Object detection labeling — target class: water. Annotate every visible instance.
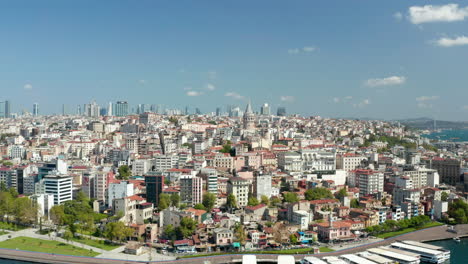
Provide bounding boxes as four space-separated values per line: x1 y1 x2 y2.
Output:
427 238 468 263
423 129 468 142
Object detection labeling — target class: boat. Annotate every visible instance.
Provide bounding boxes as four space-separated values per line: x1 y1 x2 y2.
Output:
453 237 460 243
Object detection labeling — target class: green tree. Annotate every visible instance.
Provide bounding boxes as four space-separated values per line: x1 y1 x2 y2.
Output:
220 144 232 154
117 165 131 180
63 230 73 242
270 196 282 207
226 194 237 211
283 192 299 203
304 187 334 201
176 217 198 239
247 196 260 206
202 193 216 211
170 193 180 207
194 204 206 210
334 188 348 200
158 194 170 210
50 205 66 226
164 224 176 240
260 195 269 206
441 192 448 202
289 234 298 245
103 222 133 242
350 199 360 208
234 223 246 244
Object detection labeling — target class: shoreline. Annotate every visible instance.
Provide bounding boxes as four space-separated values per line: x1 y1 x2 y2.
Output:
1 224 467 264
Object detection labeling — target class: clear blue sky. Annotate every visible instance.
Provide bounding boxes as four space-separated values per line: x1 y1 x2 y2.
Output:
1 0 468 120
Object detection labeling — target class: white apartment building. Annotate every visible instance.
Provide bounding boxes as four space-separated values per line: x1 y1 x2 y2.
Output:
277 152 302 172
107 181 134 207
336 154 366 171
301 149 336 172
402 167 440 188
348 169 384 196
153 155 179 172
180 175 203 206
254 174 272 199
132 159 151 176
43 174 73 205
227 177 250 207
30 193 54 220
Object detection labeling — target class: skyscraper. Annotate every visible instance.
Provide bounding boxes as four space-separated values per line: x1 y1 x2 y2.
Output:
84 101 100 117
0 101 4 118
277 107 286 116
216 107 221 116
62 104 67 115
114 101 128 117
261 103 270 115
4 100 10 118
33 103 39 117
107 102 113 116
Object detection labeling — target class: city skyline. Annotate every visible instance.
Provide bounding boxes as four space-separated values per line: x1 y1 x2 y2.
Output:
1 1 468 120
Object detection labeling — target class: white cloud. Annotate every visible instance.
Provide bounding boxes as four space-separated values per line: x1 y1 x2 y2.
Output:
206 83 216 91
416 95 439 108
280 95 295 102
24 83 33 90
365 76 406 87
183 86 193 91
435 36 468 47
394 12 403 21
408 4 468 24
302 46 316 52
353 99 371 108
138 79 146 85
288 46 317 54
462 105 468 110
333 96 353 104
416 95 439 102
344 96 353 100
225 92 245 100
186 91 202 97
333 97 340 103
288 48 300 54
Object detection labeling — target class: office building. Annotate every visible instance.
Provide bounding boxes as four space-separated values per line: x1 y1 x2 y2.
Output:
33 103 39 116
107 102 113 116
43 174 73 205
114 101 129 117
107 181 134 207
277 107 286 116
260 103 270 115
145 173 164 206
4 100 10 118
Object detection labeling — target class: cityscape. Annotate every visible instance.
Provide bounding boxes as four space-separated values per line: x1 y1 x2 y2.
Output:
1 1 468 264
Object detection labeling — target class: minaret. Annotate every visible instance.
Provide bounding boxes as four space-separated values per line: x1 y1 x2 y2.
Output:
243 100 255 130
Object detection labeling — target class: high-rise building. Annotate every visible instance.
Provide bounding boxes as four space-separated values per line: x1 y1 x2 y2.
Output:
216 107 221 116
145 173 164 206
254 174 272 199
77 105 82 115
114 101 129 117
0 101 4 118
180 175 203 206
277 107 286 116
62 104 67 115
227 177 250 207
4 100 11 118
195 108 202 115
107 102 113 116
261 103 270 116
431 158 461 186
84 101 100 117
33 103 39 117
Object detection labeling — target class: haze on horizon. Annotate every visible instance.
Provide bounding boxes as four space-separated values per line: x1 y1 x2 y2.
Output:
1 0 468 121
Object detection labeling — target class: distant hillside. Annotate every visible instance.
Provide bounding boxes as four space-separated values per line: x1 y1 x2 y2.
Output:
398 118 468 130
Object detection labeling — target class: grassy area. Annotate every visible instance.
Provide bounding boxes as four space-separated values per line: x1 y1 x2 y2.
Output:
69 236 120 251
377 221 444 239
179 246 334 258
0 231 8 235
0 221 27 231
0 236 99 257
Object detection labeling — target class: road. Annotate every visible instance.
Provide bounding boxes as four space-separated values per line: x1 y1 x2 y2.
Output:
0 224 467 263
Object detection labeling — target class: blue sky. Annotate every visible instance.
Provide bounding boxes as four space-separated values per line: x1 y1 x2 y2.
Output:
1 0 468 120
